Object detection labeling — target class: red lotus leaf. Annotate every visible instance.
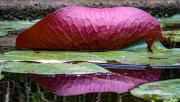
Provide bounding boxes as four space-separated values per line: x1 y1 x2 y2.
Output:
16 6 166 51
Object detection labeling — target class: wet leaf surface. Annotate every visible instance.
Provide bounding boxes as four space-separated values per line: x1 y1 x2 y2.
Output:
130 79 180 101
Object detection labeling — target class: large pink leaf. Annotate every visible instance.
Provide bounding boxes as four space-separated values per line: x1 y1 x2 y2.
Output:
16 6 164 50
30 69 160 96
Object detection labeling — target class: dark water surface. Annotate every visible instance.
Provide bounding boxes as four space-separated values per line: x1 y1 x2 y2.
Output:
0 74 143 102
1 69 180 102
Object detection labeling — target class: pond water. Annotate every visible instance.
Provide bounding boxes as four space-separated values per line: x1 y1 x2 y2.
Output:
0 14 180 102
0 74 135 102
1 69 180 102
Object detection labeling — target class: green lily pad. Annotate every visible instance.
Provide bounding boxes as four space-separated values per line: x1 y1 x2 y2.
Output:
158 14 180 28
130 79 180 101
0 20 38 36
0 49 152 65
123 40 180 65
163 30 180 42
2 51 107 63
0 62 109 75
0 40 180 66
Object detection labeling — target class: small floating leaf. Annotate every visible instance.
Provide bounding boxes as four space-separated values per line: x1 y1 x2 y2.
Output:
130 79 180 101
1 62 109 75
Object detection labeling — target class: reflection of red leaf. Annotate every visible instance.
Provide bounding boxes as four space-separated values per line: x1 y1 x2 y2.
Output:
30 69 160 96
109 69 160 82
